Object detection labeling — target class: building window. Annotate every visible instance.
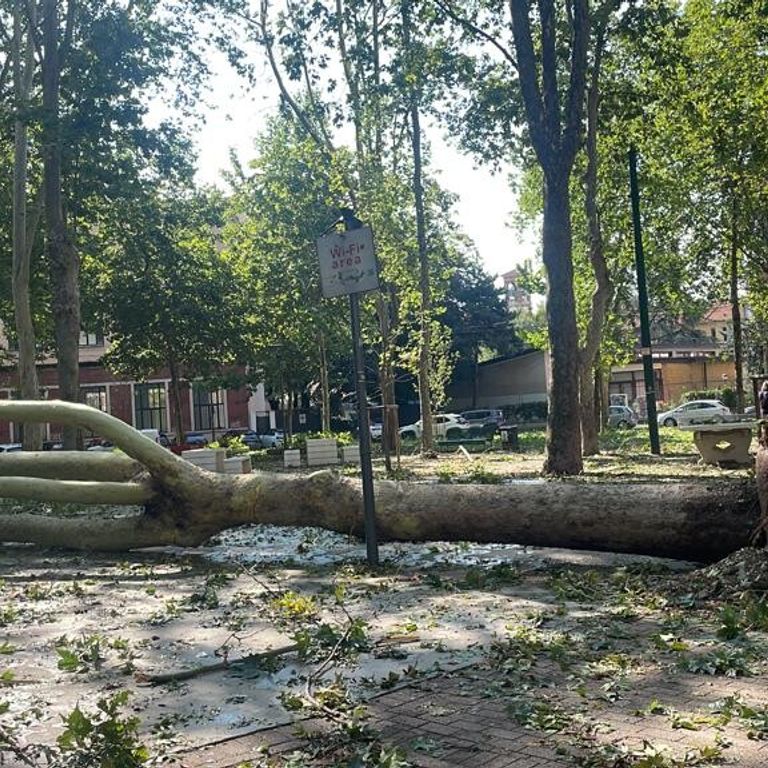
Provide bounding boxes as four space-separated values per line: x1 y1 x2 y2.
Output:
79 331 104 347
134 384 167 431
82 386 107 412
192 385 225 431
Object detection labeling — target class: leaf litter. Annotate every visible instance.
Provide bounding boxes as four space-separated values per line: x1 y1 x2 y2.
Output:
2 525 768 765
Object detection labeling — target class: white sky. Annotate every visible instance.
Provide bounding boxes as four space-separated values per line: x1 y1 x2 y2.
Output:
189 51 539 279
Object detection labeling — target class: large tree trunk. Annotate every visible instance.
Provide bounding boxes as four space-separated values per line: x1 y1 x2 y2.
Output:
12 0 43 451
0 401 758 562
42 0 81 450
509 0 588 475
401 0 434 455
542 172 583 474
579 24 612 457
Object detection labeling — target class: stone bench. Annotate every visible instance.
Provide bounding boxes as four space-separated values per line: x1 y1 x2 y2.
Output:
680 421 757 466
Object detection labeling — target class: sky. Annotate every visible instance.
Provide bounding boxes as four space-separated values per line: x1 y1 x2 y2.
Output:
188 50 539 280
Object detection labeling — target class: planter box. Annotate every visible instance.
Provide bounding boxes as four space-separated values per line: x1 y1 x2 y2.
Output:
284 449 301 469
223 456 252 474
181 448 225 473
341 445 360 464
306 438 339 466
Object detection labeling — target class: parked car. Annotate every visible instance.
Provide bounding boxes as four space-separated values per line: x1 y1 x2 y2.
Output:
257 429 284 448
220 428 262 449
460 409 505 430
656 399 731 428
183 431 209 447
0 443 22 453
607 405 638 429
745 405 757 417
139 429 173 447
86 441 115 452
399 413 471 441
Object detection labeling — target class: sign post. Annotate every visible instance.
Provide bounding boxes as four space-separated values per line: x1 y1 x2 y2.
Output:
317 214 380 567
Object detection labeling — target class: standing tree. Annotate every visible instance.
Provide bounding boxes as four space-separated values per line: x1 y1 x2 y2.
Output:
41 0 81 449
11 0 43 450
91 191 250 444
436 0 589 473
443 255 518 408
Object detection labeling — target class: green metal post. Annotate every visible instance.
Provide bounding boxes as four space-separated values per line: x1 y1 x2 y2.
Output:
629 147 661 455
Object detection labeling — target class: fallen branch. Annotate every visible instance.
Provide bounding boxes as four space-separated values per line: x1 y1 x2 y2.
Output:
0 477 153 505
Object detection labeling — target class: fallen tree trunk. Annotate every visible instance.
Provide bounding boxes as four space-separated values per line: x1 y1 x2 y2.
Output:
0 401 758 561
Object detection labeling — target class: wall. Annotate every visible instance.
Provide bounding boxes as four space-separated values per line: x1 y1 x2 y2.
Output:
0 361 268 442
448 350 548 411
657 358 738 407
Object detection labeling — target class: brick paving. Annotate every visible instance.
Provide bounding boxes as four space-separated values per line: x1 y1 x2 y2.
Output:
173 660 768 767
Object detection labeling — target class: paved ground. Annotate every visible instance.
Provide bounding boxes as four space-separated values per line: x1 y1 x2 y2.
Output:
173 659 768 767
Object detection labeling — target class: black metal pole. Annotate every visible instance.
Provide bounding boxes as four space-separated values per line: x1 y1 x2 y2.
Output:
342 212 379 567
349 294 379 566
629 147 661 455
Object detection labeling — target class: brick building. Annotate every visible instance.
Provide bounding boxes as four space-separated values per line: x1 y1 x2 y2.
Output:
0 335 274 444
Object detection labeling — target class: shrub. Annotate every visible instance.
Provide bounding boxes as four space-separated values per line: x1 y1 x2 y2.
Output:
502 401 548 423
289 431 355 449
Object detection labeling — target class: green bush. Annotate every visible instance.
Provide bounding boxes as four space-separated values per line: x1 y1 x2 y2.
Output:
503 401 548 423
289 431 355 449
208 436 250 457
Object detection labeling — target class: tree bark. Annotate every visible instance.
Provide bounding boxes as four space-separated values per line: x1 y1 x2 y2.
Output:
542 172 583 474
578 26 612 457
509 0 588 475
0 401 757 562
730 196 745 412
42 0 81 450
12 0 43 451
376 295 398 473
167 351 185 444
319 332 331 433
401 0 434 454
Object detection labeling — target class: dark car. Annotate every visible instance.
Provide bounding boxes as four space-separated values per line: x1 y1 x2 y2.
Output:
221 428 262 449
184 432 209 447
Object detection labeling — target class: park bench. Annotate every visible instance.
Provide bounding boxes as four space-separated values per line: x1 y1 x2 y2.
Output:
680 420 757 466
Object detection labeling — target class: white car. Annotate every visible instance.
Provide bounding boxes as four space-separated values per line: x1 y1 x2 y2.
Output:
370 423 383 440
399 413 471 441
656 400 731 428
257 429 284 448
